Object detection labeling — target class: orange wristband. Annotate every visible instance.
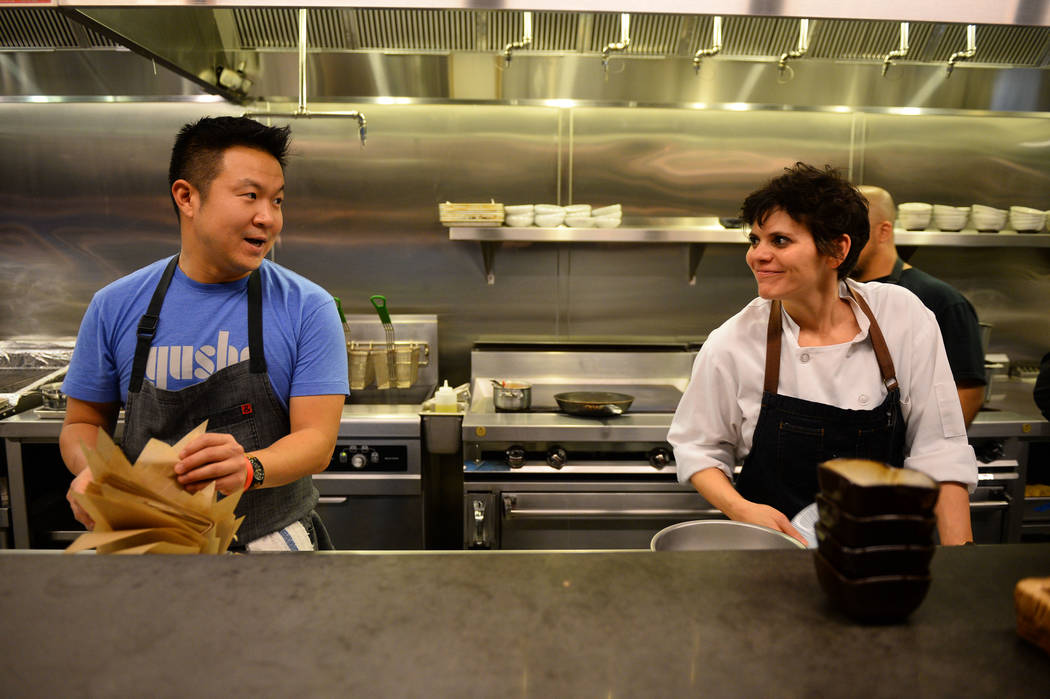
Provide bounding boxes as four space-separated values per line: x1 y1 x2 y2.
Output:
243 455 253 492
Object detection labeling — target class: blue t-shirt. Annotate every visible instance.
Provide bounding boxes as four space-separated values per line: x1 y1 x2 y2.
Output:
63 257 349 408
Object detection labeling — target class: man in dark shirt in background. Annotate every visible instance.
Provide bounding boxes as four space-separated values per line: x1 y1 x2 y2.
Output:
851 185 987 426
1036 351 1050 421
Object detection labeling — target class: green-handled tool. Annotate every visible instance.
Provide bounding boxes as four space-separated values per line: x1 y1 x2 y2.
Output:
369 294 397 388
333 296 351 341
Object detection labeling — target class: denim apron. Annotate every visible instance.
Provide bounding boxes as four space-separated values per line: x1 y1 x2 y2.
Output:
735 284 906 519
122 255 326 547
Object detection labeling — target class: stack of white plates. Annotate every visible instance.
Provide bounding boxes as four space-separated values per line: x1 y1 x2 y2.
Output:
972 204 1008 232
898 202 932 231
1009 205 1045 233
932 205 970 232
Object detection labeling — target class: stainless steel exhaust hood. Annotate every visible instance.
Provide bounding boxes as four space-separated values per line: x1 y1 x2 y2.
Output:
4 4 1050 110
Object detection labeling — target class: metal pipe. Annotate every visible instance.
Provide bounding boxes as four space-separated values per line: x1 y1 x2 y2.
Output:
946 24 977 77
502 11 532 66
601 13 631 74
242 110 368 147
247 10 367 148
297 8 308 115
693 16 723 74
777 18 810 74
881 22 910 76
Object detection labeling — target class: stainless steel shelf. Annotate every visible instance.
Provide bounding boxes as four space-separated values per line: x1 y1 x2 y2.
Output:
449 226 746 244
450 226 1050 246
894 230 1050 246
449 225 1050 284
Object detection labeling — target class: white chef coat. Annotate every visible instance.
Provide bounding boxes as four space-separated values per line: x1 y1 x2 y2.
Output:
669 279 977 490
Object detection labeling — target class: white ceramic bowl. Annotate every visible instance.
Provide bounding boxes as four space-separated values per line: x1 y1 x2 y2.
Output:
565 215 595 228
932 205 969 231
899 210 932 231
1009 209 1045 232
534 212 565 228
504 214 534 227
534 204 565 216
564 204 592 216
592 204 622 217
504 204 534 216
591 215 622 228
972 204 1007 232
899 202 933 213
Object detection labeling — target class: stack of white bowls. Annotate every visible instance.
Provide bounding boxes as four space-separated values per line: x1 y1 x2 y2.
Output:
533 204 566 228
504 204 535 227
564 204 594 228
591 204 622 228
507 203 623 228
971 204 1008 233
898 202 933 231
932 205 970 232
1009 205 1045 233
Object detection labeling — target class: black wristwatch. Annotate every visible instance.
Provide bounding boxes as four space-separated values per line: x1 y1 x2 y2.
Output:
247 455 265 490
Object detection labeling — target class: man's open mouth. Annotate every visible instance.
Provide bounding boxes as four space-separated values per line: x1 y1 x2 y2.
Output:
244 236 267 248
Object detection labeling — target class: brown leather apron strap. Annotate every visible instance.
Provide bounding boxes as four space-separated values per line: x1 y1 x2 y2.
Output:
764 300 783 394
845 284 899 391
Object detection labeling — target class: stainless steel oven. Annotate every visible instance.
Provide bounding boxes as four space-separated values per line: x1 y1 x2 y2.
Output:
315 414 424 550
461 341 716 550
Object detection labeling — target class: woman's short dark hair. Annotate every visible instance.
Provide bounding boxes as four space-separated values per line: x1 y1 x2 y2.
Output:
741 162 869 280
168 116 291 217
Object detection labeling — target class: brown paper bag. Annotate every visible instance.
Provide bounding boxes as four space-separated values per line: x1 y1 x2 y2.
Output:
66 422 244 555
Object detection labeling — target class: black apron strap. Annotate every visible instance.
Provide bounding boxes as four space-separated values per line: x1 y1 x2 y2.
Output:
129 257 266 393
129 255 180 394
845 283 900 391
764 300 783 394
247 268 266 374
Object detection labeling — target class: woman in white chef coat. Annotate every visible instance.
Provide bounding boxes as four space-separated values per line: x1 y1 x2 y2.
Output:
668 163 976 545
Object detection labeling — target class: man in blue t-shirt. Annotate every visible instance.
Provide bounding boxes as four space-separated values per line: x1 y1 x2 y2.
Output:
60 116 349 550
851 186 986 427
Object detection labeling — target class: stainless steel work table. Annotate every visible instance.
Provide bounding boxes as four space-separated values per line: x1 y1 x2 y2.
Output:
1 544 1048 696
0 405 421 548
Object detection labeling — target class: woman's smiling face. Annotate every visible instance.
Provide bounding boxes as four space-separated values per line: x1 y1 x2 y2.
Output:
745 208 843 301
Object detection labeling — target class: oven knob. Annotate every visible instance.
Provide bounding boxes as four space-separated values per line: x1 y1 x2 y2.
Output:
506 445 526 468
350 453 368 469
649 448 672 469
546 447 567 469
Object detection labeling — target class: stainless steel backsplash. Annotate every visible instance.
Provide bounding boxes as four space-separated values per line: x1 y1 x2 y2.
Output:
2 99 1048 383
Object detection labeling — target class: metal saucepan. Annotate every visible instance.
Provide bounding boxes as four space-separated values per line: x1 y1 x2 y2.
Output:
554 391 634 417
492 380 532 412
650 520 806 551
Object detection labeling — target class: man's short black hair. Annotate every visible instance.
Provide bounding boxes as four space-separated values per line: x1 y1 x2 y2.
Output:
168 116 291 217
741 162 869 280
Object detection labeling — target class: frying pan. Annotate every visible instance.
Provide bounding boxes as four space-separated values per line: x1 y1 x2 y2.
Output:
554 391 634 417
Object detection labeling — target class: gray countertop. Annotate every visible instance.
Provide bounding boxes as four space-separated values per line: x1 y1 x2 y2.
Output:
1 545 1048 696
